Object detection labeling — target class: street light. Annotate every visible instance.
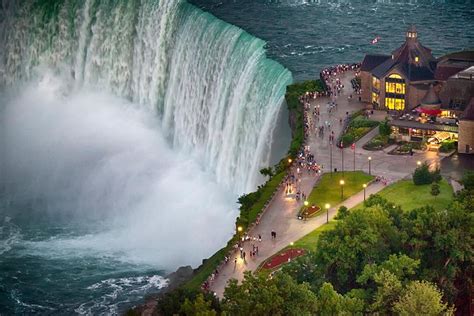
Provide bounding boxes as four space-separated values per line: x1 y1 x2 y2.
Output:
304 200 309 207
368 156 372 175
363 183 367 201
340 179 345 200
288 158 292 164
325 203 330 223
417 160 421 166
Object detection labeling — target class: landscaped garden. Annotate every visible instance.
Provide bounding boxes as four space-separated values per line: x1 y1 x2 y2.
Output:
298 171 374 217
340 113 379 147
439 139 457 153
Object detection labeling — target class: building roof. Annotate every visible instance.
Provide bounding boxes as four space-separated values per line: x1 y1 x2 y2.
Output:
462 98 474 120
372 26 436 81
434 65 465 81
438 50 474 63
361 54 391 72
450 66 474 80
390 119 459 132
421 84 441 106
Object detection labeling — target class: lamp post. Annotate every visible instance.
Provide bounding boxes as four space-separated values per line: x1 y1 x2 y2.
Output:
341 146 345 178
417 160 421 166
330 142 333 177
363 183 367 201
340 179 345 200
368 156 372 175
303 200 309 221
325 203 330 223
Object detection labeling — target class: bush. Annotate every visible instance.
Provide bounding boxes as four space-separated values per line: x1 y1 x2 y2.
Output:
413 163 436 185
462 171 474 190
379 118 391 136
335 206 349 219
439 141 456 153
341 134 355 146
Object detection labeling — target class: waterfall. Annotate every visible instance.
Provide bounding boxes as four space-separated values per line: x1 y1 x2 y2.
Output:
0 0 292 194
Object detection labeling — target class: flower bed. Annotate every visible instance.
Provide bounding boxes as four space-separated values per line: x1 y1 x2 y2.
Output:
261 248 306 270
340 115 379 147
363 135 394 151
298 204 321 219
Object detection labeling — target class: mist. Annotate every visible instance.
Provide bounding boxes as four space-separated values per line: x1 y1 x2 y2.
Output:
0 73 237 269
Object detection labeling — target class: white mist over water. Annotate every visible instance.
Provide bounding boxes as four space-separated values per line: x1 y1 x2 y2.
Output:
0 74 236 269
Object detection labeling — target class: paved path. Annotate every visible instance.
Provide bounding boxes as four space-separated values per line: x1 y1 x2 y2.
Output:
209 70 443 297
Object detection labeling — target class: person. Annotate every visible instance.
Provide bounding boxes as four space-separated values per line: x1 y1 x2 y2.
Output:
234 257 237 268
258 234 262 242
243 251 246 263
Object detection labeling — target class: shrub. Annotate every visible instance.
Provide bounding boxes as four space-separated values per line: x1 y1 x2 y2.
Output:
462 171 474 190
335 206 349 219
431 183 440 197
439 141 456 153
341 134 355 146
413 163 434 185
379 118 391 136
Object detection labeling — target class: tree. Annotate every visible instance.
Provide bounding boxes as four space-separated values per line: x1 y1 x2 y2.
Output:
431 182 440 198
379 118 391 136
317 282 342 315
393 280 454 315
335 205 349 219
461 171 474 190
222 271 318 316
180 294 217 316
259 167 274 178
413 162 433 185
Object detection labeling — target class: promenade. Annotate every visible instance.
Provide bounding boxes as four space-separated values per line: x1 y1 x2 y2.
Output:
209 70 442 297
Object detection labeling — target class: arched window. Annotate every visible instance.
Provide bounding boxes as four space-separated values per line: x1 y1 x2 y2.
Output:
388 73 403 79
385 73 406 111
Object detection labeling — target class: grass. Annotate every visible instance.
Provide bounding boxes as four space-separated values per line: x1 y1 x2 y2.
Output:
292 171 373 252
301 171 374 216
292 221 338 252
365 179 453 211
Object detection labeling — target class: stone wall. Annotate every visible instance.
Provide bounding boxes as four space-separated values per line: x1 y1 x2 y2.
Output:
458 120 474 154
360 71 371 103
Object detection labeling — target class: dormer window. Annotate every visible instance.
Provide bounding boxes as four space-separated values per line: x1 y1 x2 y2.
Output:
415 56 419 63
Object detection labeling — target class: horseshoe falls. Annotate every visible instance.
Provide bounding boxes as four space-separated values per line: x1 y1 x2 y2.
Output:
0 0 292 314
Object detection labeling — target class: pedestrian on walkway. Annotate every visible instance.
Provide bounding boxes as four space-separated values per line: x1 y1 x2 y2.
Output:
258 234 262 242
234 257 237 270
243 251 246 263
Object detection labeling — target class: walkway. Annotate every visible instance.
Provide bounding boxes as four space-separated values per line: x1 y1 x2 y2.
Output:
209 70 443 297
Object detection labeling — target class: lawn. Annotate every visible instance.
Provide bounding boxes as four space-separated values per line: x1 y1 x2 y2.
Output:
301 171 374 216
367 179 453 211
292 221 338 252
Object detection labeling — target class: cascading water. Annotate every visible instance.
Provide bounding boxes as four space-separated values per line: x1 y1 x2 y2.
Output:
0 0 292 313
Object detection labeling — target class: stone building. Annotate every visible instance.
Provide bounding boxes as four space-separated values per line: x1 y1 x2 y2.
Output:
459 98 474 154
361 26 474 113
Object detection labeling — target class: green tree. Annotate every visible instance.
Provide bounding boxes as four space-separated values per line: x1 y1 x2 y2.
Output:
180 293 217 316
413 162 433 185
393 280 454 315
335 205 349 219
317 282 342 315
431 182 440 198
312 206 401 292
259 167 274 179
461 171 474 190
379 118 391 136
222 271 318 316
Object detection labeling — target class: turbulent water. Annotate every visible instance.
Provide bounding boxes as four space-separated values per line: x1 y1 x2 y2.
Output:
0 0 291 314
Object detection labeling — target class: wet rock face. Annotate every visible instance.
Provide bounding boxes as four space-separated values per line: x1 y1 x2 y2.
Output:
166 265 194 289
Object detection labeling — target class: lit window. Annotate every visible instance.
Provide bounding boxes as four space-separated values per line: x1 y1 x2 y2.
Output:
385 97 405 111
415 56 419 62
372 76 380 90
372 92 379 105
388 73 403 79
